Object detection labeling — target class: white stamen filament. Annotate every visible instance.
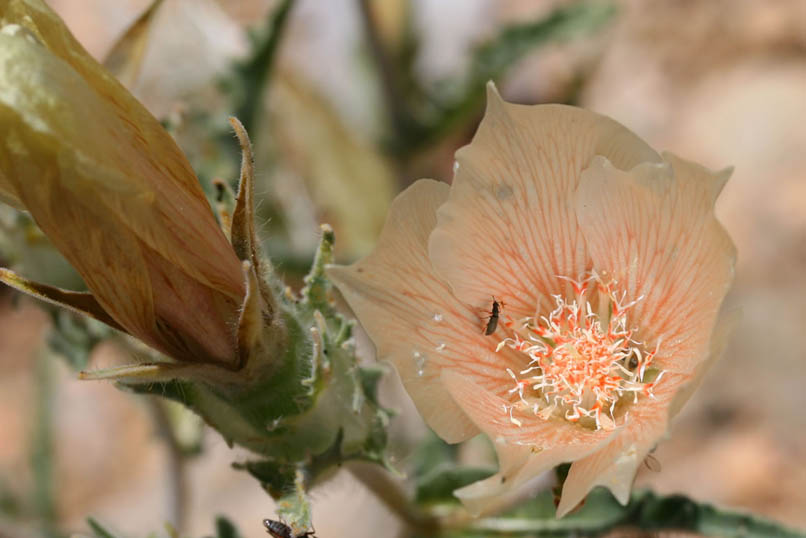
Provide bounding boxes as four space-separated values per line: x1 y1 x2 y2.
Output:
499 276 665 431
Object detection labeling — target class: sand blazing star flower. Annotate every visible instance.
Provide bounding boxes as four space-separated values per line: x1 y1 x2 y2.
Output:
328 83 736 515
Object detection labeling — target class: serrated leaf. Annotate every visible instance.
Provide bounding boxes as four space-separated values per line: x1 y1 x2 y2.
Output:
103 0 163 88
410 430 459 479
87 518 119 538
234 460 297 499
357 364 387 407
264 72 396 259
104 0 247 118
402 1 617 154
214 517 244 538
415 464 495 506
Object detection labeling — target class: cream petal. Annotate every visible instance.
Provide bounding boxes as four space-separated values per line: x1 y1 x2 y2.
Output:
441 370 613 448
557 373 688 517
328 180 527 443
454 442 531 512
455 444 555 516
575 155 736 374
668 307 738 418
428 83 661 320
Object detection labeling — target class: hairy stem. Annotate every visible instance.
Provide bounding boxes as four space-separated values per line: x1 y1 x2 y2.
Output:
346 462 437 533
148 399 189 534
31 351 57 538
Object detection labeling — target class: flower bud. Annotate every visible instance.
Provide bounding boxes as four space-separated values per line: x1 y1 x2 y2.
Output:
0 0 245 367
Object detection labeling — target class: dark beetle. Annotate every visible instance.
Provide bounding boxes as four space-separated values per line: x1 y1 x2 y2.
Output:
484 297 502 335
263 519 317 538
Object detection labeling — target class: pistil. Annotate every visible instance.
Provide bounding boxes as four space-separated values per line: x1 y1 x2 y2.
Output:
499 275 665 431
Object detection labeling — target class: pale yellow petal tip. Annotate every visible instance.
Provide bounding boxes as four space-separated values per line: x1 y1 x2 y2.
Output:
483 79 509 117
79 363 165 381
323 264 356 295
556 483 594 518
453 472 515 517
609 482 632 506
485 80 502 102
661 151 734 201
555 484 630 519
453 486 494 516
78 362 192 383
0 267 17 284
555 498 576 519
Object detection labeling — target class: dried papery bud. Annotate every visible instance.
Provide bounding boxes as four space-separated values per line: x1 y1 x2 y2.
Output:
0 0 246 368
328 83 736 516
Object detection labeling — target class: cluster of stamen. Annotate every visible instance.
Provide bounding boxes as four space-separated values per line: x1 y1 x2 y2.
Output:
498 274 664 431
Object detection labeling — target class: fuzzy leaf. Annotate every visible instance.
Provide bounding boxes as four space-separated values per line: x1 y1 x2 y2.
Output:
415 464 495 505
214 517 244 538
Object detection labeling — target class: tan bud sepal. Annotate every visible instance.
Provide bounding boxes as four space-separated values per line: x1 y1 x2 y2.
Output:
0 267 124 331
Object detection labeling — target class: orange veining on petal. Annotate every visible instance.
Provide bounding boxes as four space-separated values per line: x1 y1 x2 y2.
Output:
497 273 665 432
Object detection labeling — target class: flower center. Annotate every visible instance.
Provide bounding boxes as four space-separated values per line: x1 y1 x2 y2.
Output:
498 274 665 431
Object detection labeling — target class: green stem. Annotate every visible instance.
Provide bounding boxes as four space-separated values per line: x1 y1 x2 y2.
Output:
147 399 189 534
458 490 806 538
346 462 438 533
31 351 58 538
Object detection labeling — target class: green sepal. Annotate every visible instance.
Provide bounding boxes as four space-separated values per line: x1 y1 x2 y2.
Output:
126 227 390 478
234 459 298 500
299 223 336 316
125 310 318 456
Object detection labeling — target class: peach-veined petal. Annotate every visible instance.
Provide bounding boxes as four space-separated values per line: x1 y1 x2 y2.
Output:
441 370 614 448
557 373 688 516
328 180 529 443
668 306 738 419
575 155 736 374
455 443 587 516
428 82 662 320
0 0 244 300
443 371 616 514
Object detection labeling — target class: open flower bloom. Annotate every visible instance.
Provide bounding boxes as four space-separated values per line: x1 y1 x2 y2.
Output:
0 0 245 367
329 83 736 515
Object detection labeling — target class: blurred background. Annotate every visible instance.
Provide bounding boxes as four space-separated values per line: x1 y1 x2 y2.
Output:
1 0 805 537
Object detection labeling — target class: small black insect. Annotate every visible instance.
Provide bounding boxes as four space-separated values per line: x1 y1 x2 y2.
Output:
263 519 317 538
484 296 502 336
